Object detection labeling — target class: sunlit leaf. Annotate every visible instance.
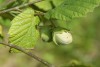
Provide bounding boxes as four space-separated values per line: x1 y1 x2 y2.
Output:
8 8 40 49
35 0 52 11
52 0 64 7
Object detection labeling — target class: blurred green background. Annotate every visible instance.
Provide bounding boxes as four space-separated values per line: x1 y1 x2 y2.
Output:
0 0 100 67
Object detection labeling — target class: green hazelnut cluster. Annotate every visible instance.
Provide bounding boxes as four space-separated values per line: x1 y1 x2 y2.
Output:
40 25 72 45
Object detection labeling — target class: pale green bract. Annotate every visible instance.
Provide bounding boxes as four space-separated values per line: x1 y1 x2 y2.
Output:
52 0 64 7
8 8 40 49
35 0 52 11
45 0 100 21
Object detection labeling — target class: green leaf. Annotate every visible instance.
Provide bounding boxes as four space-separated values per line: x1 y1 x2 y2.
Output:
35 0 52 11
45 0 100 21
52 0 64 7
8 8 40 49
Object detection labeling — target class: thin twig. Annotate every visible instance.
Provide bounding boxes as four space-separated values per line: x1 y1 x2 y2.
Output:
0 42 55 67
0 0 42 14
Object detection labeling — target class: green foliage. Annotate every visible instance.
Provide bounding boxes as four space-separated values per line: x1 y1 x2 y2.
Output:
8 8 40 49
0 0 100 66
35 0 52 11
45 0 100 21
7 0 100 51
51 0 64 7
52 20 70 29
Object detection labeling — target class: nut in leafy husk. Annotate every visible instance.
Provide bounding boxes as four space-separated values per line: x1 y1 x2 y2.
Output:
53 28 72 45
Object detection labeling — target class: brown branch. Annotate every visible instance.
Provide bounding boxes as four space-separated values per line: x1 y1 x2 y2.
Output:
0 0 42 14
0 42 55 67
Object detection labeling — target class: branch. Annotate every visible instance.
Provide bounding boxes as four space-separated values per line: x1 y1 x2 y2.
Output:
0 0 42 14
0 42 55 67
